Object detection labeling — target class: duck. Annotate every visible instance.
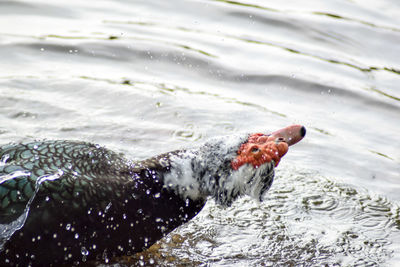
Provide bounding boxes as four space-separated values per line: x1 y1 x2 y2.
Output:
0 124 305 266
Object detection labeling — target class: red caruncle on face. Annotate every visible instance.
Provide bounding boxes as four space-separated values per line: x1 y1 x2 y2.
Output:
231 133 289 170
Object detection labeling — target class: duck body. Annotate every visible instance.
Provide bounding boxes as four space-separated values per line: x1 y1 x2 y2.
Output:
0 141 205 266
0 125 305 266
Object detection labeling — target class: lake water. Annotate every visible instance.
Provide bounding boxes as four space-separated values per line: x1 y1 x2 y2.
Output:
0 0 399 266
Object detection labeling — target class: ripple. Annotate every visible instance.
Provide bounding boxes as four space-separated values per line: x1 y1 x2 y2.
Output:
9 111 38 119
123 168 400 267
171 124 203 142
301 193 340 212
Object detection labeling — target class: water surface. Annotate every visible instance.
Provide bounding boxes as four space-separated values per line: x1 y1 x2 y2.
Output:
0 0 399 266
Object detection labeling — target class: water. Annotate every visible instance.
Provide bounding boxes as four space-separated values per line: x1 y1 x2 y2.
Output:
0 0 399 266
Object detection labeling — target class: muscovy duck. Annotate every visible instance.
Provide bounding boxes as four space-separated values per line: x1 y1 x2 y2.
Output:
0 125 305 266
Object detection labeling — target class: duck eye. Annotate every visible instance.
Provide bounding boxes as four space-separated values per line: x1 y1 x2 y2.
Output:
277 137 285 142
251 147 260 153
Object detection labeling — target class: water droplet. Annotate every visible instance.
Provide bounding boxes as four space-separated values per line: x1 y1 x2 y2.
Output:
65 224 71 231
154 192 161 198
104 202 112 213
81 247 89 256
146 189 151 195
75 233 79 239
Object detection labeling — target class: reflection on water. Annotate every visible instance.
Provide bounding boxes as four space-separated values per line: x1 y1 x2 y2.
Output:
0 0 399 265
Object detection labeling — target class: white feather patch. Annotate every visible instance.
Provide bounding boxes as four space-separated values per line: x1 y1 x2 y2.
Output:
163 134 275 205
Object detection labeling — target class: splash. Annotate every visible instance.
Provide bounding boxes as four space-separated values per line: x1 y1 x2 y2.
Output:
155 168 400 266
0 170 64 250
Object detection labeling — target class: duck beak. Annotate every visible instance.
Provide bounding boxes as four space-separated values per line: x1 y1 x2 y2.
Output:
268 125 306 146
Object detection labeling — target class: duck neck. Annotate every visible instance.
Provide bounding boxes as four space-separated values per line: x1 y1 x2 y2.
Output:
156 134 250 206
